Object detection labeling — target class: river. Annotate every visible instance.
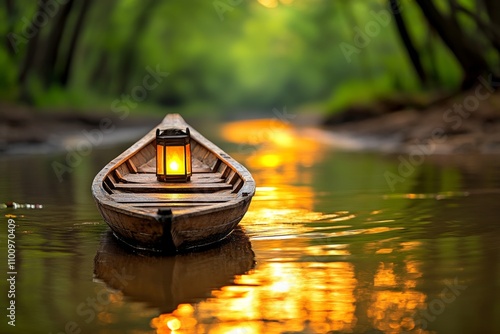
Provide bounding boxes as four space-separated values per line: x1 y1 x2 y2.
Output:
1 118 499 334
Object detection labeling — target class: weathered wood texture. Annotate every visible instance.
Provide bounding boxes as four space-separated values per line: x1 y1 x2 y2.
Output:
92 114 255 253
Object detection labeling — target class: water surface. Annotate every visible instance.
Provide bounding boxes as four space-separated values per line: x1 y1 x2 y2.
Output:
1 120 499 334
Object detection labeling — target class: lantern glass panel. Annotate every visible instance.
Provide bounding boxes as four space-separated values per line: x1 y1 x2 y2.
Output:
166 146 185 175
186 143 191 175
156 144 164 175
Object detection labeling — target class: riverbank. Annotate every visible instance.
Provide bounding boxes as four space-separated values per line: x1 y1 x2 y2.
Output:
0 103 162 155
3 88 500 156
318 88 500 154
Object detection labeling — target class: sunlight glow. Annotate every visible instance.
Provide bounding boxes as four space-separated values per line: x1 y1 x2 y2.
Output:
174 304 194 317
368 261 429 333
257 0 294 8
270 280 291 293
258 153 281 168
255 186 277 192
167 317 181 331
258 0 278 8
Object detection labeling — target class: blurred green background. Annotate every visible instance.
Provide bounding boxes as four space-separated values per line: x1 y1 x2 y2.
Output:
1 0 499 117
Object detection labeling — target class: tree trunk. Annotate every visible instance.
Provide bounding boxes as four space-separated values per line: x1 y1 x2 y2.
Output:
424 32 442 87
338 0 374 80
85 0 118 92
483 0 500 28
415 0 493 88
116 0 158 93
58 0 94 86
481 0 500 63
40 0 75 88
5 0 17 55
89 51 112 91
389 0 428 86
18 0 50 102
448 0 500 56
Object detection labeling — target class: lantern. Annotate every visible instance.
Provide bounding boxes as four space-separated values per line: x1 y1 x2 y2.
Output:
156 128 192 182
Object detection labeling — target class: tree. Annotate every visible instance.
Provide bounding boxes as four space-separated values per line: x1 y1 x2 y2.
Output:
18 0 50 101
39 0 76 88
482 0 500 33
415 0 497 88
4 0 16 55
116 0 159 94
388 0 428 86
58 0 94 86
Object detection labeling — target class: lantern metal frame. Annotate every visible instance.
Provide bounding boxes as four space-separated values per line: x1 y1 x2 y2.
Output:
156 127 192 182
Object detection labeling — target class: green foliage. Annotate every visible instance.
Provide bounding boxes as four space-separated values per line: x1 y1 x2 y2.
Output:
325 76 394 113
0 48 18 101
0 0 488 116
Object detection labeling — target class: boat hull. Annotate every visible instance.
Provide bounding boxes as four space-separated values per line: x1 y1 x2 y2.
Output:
95 194 252 252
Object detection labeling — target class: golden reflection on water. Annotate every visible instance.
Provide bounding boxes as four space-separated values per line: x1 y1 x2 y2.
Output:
152 261 357 333
220 119 323 171
150 119 433 333
151 259 430 333
368 261 428 333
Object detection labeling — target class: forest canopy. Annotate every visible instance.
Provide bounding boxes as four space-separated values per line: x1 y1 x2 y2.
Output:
1 0 499 116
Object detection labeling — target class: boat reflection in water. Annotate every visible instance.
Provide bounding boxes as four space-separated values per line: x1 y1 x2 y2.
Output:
93 227 255 327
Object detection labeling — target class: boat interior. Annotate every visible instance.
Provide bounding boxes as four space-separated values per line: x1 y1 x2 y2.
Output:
100 136 246 216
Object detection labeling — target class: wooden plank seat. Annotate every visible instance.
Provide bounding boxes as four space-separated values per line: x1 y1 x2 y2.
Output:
132 203 213 207
110 192 237 204
113 182 233 193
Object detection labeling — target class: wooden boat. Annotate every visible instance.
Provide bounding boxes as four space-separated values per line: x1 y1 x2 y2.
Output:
92 114 255 253
93 228 255 313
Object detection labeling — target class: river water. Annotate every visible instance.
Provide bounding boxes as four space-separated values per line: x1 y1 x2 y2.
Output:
1 119 499 334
